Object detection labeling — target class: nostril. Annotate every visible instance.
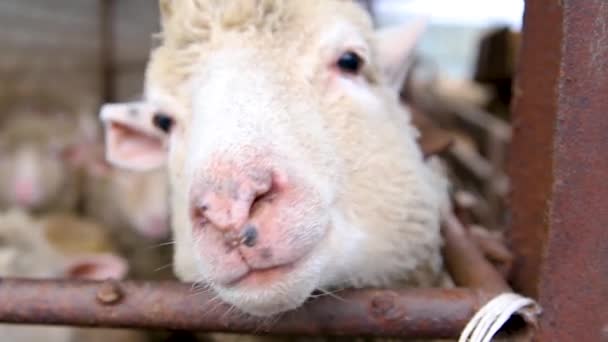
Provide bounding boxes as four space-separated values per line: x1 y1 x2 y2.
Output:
191 203 210 227
240 224 258 247
248 168 287 215
250 180 280 216
190 167 287 232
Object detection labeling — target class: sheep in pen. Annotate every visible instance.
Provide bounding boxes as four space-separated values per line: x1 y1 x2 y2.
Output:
0 1 540 341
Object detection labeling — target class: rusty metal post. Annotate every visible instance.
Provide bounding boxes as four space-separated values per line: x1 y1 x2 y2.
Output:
509 0 608 341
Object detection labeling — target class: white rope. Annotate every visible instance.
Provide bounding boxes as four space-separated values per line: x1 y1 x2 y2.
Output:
458 292 540 342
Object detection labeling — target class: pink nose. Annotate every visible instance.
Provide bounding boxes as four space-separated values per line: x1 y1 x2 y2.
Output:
13 181 36 206
190 166 285 247
141 215 170 240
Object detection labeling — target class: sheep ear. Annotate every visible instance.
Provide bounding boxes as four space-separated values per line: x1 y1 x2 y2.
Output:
375 17 428 92
63 254 129 281
99 101 167 172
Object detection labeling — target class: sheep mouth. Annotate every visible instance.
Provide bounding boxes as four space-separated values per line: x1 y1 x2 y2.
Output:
222 242 319 290
224 262 297 288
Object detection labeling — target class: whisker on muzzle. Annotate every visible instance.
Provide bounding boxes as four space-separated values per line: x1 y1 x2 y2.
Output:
144 240 176 250
153 262 174 273
310 287 348 302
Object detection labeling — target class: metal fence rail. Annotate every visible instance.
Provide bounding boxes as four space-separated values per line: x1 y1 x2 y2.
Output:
0 279 486 339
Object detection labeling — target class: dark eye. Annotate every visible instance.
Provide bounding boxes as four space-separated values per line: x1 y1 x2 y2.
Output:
336 51 364 74
152 113 174 133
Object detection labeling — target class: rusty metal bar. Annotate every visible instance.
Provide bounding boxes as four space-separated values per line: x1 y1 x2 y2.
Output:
441 210 510 296
510 0 608 341
0 279 485 339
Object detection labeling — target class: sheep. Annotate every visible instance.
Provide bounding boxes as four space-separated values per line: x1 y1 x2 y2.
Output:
80 101 174 280
0 94 96 214
81 157 174 280
100 0 451 320
0 208 146 342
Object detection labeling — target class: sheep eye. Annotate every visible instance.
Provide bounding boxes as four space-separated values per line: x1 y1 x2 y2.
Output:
152 113 174 133
336 51 364 74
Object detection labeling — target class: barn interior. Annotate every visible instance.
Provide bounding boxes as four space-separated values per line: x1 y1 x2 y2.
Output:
0 1 541 341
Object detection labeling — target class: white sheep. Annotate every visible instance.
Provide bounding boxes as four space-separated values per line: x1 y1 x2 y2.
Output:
101 0 451 319
0 208 146 342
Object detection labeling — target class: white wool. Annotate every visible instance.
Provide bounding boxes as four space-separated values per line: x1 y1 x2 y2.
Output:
105 0 452 318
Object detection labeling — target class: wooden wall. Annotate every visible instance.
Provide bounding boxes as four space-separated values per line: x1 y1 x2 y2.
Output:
112 0 160 101
0 0 160 111
1 1 379 105
0 0 102 108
